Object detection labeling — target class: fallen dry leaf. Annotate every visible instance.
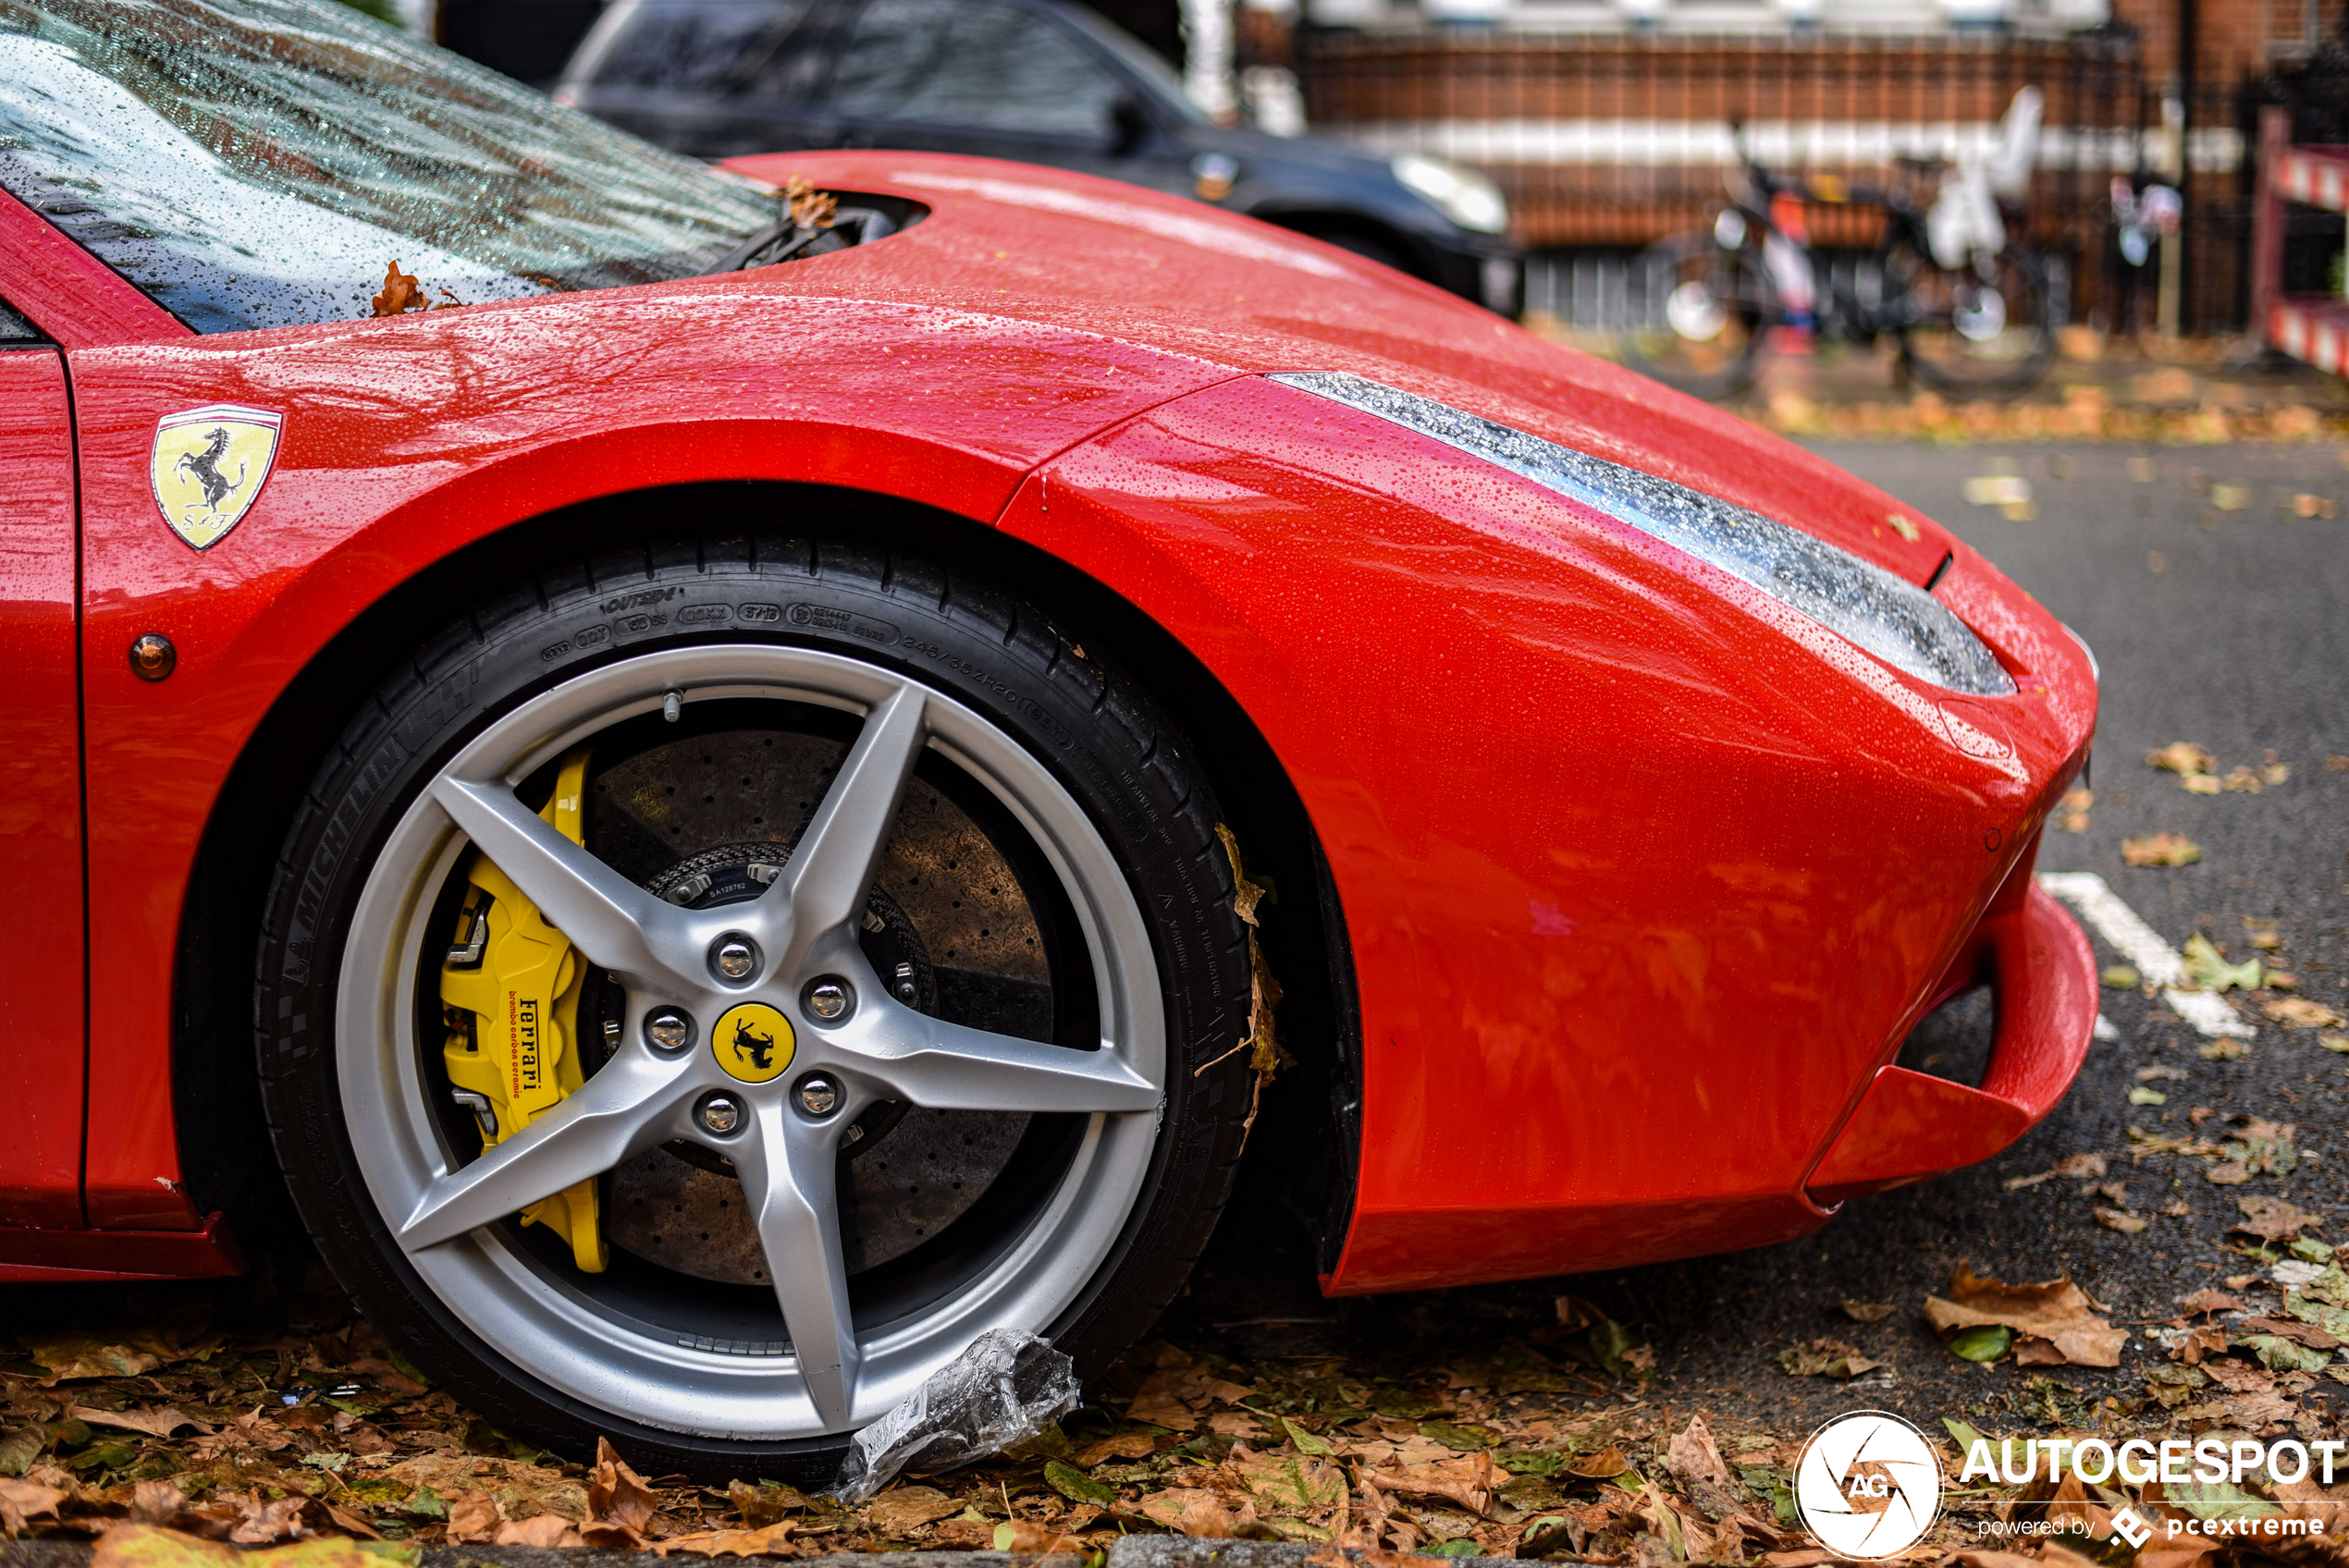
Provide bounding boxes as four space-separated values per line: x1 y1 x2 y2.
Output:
653 1523 797 1558
1664 1415 1734 1492
1839 1300 1895 1322
2266 997 2346 1028
1562 1444 1631 1478
1924 1263 2127 1366
0 1475 65 1534
2123 832 2203 867
370 261 425 318
443 1488 500 1545
2237 1315 2343 1349
1776 1338 1881 1378
1069 1431 1159 1468
1139 1486 1261 1537
2234 1194 2326 1242
2181 1288 2243 1314
496 1515 583 1549
87 1525 387 1568
69 1404 203 1439
780 174 836 231
227 1493 310 1547
25 1340 165 1386
582 1437 658 1547
866 1487 962 1535
2146 741 2217 776
2095 1207 2148 1232
1373 1450 1503 1515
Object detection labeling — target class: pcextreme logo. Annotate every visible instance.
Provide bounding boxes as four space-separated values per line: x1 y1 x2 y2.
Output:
1793 1412 1943 1560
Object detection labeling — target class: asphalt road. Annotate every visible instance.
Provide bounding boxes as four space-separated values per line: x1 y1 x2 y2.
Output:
1164 440 2349 1437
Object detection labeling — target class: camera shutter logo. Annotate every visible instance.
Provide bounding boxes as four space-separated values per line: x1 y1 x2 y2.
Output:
1792 1412 1943 1560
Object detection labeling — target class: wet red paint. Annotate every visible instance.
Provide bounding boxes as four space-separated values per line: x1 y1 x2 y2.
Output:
0 152 2095 1280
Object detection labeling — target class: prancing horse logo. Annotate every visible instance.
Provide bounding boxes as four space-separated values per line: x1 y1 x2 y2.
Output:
732 1017 776 1071
710 1001 794 1083
175 426 247 512
150 404 283 550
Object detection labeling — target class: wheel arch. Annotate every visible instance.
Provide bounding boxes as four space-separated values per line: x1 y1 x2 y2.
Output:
174 478 1362 1276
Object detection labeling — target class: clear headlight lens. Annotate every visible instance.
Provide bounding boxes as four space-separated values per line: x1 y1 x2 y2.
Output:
1270 372 2016 698
1390 153 1510 235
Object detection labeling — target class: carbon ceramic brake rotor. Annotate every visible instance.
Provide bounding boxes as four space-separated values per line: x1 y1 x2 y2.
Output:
586 729 1047 1284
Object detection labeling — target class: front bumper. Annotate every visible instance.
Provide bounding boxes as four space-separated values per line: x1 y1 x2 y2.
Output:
1806 878 2099 1207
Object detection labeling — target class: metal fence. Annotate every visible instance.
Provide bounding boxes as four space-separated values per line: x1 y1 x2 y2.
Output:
1295 28 2270 334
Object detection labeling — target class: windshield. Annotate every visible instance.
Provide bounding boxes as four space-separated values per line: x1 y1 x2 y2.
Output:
0 0 781 333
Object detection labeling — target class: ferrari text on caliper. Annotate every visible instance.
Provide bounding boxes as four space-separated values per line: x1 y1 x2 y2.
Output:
437 748 607 1270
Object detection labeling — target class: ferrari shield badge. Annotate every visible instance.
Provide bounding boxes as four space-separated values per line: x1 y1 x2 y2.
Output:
150 404 283 550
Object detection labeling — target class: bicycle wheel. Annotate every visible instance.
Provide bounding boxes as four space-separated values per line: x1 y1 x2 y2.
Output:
1886 240 2054 397
1617 229 1777 400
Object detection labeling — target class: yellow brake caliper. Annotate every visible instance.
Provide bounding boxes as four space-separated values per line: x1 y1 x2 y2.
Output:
437 747 608 1272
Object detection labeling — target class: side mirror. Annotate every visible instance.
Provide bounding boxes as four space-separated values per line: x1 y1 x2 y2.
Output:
1107 93 1150 158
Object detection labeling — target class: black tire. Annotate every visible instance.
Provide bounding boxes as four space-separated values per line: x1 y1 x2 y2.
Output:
254 535 1258 1482
1886 239 2055 397
1616 228 1777 400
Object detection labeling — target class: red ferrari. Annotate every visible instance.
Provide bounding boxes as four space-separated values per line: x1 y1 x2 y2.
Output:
0 0 2097 1480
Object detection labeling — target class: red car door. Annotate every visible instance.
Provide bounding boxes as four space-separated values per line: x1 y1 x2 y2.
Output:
0 302 86 1231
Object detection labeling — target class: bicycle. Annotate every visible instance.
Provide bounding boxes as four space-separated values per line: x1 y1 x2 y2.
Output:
1618 93 2057 401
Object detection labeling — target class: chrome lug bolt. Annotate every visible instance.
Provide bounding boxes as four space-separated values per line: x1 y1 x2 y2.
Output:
710 934 759 983
644 1008 695 1053
804 976 854 1023
696 1093 744 1136
794 1074 842 1118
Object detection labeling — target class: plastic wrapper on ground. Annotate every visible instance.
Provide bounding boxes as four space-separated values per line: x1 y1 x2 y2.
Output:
830 1329 1081 1503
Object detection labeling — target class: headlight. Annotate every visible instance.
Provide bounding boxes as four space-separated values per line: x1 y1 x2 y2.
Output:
1391 153 1510 235
1270 372 2016 697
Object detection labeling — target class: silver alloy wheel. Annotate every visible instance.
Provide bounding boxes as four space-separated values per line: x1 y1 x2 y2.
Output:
337 644 1165 1440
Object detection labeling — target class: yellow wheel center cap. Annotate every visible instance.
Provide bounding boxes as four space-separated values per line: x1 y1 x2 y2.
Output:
711 1001 795 1083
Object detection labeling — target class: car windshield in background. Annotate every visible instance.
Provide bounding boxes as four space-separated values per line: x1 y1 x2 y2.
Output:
0 0 781 333
581 0 826 96
832 0 1129 135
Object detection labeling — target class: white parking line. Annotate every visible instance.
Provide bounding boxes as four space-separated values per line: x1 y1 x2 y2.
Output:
2037 871 2257 1039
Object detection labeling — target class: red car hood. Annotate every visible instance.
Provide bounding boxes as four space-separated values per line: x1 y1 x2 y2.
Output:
726 151 1954 583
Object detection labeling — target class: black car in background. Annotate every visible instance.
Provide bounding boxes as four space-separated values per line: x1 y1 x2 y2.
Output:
555 0 1522 313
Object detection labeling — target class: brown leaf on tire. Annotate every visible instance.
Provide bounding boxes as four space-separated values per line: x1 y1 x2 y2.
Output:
1924 1263 2127 1366
1213 823 1287 1087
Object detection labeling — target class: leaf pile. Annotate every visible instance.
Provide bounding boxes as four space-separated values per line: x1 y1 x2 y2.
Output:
5 1250 2347 1568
